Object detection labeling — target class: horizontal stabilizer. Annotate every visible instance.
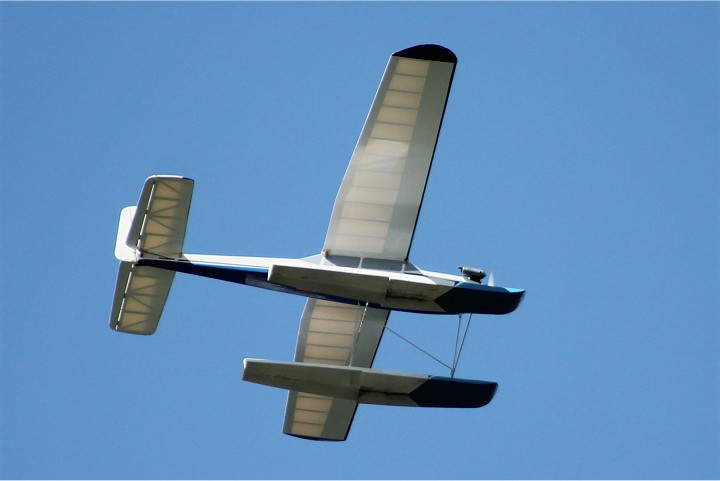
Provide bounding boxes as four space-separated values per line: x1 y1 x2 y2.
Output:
124 175 194 259
109 175 193 334
109 262 175 335
243 359 497 408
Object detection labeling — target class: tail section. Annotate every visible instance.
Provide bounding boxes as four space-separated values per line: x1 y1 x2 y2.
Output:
109 176 193 335
109 262 176 334
114 206 138 262
117 175 194 260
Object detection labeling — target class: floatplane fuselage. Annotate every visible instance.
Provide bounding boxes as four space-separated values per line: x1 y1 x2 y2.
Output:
132 252 524 316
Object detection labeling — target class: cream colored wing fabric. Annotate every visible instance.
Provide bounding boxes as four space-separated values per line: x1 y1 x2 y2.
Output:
110 176 193 335
128 176 194 258
109 262 175 335
323 45 456 261
283 299 389 440
284 45 456 441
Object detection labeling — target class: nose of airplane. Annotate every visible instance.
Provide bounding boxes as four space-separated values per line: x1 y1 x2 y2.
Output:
434 283 526 315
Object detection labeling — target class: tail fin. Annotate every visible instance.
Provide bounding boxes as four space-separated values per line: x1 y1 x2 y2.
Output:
114 206 138 262
109 176 194 335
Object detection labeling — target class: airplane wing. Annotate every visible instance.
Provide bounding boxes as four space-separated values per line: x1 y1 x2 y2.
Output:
322 44 457 261
283 45 456 441
283 299 389 440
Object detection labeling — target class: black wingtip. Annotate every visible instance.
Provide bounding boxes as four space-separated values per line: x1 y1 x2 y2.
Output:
393 44 457 64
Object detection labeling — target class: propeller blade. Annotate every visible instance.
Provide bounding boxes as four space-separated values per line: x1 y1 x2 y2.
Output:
487 272 495 287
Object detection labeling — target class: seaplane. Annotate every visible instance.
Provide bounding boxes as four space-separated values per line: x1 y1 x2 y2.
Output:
109 44 525 441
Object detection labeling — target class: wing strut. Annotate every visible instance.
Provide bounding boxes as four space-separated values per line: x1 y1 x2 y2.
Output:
349 301 371 366
451 313 473 378
380 313 475 378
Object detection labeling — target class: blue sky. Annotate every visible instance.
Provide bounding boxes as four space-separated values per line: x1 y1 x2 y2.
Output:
1 2 718 479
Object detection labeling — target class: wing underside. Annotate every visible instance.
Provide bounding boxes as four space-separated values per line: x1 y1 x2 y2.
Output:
283 299 389 440
283 45 456 441
322 44 456 261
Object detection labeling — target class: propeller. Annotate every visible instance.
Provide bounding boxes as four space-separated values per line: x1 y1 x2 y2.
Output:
487 272 495 287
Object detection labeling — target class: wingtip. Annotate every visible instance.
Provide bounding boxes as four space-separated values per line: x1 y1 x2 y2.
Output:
393 44 457 64
285 432 347 442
